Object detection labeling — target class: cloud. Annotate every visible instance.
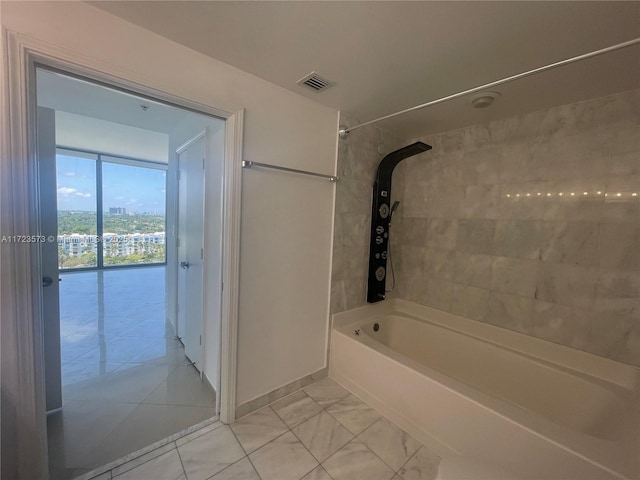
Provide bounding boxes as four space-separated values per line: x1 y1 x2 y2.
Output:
63 172 76 177
57 186 91 198
57 187 77 195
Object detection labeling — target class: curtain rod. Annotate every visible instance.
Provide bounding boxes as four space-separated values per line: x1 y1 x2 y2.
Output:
338 37 640 138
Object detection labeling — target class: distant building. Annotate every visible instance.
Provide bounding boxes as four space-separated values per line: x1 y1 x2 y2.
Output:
58 232 165 257
108 207 127 215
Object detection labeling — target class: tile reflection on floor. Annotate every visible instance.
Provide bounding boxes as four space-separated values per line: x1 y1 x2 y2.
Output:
48 266 216 480
81 377 441 480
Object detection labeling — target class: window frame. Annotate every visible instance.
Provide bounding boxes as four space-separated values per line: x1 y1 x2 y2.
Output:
56 146 169 271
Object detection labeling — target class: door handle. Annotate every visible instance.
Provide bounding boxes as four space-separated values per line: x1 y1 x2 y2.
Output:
42 277 61 287
180 261 190 269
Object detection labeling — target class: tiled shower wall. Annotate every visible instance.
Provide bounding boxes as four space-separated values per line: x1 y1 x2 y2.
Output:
394 89 639 366
331 90 639 366
330 114 406 314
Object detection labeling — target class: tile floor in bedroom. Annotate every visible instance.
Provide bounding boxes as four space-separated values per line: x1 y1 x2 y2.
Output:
81 377 442 480
49 267 216 480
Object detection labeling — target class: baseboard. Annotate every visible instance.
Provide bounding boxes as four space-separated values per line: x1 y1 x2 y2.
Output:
235 367 328 419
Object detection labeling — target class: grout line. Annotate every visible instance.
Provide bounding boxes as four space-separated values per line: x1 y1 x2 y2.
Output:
174 441 189 478
270 390 323 429
248 428 292 456
319 391 417 476
232 405 326 479
396 446 422 478
352 419 408 475
287 411 331 464
296 464 320 480
231 425 253 457
226 425 266 480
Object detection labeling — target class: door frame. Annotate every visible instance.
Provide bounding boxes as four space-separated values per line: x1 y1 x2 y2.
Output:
1 31 242 478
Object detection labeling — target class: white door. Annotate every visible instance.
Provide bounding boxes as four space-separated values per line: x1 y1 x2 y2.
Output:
177 134 206 370
37 107 63 411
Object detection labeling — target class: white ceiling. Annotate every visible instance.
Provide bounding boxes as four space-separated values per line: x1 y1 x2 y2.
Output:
89 1 640 138
36 69 194 134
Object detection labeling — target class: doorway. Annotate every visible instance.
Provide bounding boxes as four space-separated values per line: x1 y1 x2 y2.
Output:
35 68 225 479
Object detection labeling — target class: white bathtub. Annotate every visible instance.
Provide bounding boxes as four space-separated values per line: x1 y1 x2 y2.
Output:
330 299 640 480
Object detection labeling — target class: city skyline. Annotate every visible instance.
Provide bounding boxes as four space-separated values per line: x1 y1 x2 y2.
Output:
58 208 166 215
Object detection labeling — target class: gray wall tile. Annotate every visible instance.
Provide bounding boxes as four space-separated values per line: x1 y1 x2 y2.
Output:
330 90 640 366
459 185 500 219
421 279 453 312
461 147 502 185
602 175 640 223
598 223 639 271
499 139 549 183
493 220 542 260
490 257 538 297
453 252 492 287
535 263 598 309
485 292 533 335
450 284 490 321
456 219 496 254
426 219 458 250
498 182 548 220
531 301 591 350
539 222 600 266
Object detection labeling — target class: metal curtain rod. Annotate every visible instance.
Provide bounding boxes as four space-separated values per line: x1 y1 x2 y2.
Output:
338 37 640 138
242 160 338 183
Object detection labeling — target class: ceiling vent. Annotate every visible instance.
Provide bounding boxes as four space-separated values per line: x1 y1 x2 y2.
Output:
297 72 335 92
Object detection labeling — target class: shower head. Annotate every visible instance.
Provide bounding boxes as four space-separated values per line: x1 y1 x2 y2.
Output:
368 142 431 304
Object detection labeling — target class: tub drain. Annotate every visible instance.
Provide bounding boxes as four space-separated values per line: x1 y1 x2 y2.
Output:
373 323 380 332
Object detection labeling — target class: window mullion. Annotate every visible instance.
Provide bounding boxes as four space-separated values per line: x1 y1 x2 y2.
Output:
96 154 104 269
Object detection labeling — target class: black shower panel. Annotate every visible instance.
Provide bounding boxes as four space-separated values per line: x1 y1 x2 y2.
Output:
367 142 431 303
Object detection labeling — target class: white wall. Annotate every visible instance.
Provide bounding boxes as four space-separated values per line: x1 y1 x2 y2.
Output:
2 1 338 410
55 111 169 162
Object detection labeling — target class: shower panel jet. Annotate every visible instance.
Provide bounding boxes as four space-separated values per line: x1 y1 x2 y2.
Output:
367 142 431 303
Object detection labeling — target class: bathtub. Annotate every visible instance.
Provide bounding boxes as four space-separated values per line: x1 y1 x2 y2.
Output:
330 299 640 480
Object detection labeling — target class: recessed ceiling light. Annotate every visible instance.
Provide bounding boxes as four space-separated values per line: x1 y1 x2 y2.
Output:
471 91 500 108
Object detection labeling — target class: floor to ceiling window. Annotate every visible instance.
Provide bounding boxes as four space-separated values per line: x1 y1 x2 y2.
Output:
56 149 98 269
56 148 167 270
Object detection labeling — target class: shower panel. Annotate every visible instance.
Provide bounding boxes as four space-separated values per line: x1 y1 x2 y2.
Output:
367 142 431 303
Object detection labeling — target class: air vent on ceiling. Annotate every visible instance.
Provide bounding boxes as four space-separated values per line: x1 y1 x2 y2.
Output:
297 72 335 92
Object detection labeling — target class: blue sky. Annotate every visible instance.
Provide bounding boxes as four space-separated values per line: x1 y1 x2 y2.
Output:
56 154 166 214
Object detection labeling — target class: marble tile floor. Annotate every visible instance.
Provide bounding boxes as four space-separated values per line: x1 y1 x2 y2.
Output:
49 267 216 480
79 377 442 480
